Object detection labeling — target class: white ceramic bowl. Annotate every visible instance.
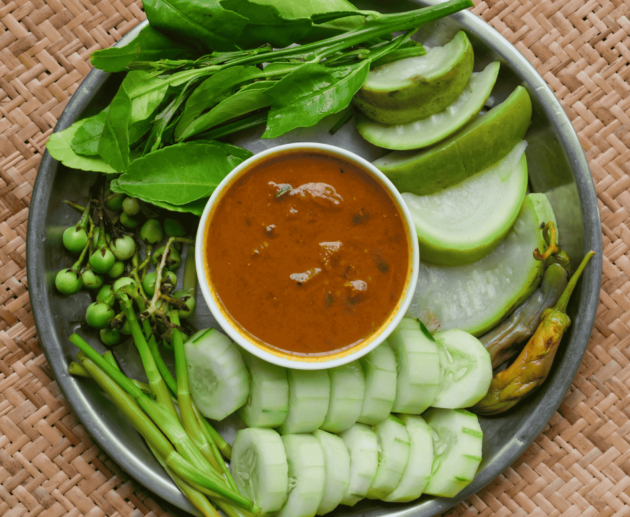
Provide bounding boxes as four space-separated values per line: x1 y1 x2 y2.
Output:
196 142 419 369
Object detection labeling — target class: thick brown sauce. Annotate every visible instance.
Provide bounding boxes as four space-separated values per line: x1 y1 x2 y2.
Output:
206 151 410 355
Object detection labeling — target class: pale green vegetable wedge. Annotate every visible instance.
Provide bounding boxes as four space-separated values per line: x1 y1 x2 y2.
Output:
402 141 528 266
278 369 330 435
356 62 500 150
185 328 249 421
238 350 289 428
320 363 366 433
407 193 556 336
373 86 532 196
384 415 434 502
424 409 483 498
366 416 410 499
357 343 397 425
389 319 441 414
278 434 326 517
340 423 379 506
354 31 474 124
232 428 289 515
314 430 351 516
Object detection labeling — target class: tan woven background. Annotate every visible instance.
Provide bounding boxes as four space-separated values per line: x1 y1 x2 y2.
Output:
0 0 623 514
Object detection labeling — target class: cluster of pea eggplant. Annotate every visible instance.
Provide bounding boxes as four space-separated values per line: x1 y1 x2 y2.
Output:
55 189 195 346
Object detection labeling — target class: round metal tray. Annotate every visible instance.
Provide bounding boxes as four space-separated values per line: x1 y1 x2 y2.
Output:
26 1 603 515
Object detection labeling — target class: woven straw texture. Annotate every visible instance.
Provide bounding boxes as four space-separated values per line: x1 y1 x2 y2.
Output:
0 0 621 515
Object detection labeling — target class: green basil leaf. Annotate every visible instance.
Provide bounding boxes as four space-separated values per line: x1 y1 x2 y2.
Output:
114 141 252 205
111 179 209 215
91 25 199 73
98 83 133 172
178 81 272 141
175 66 262 140
47 121 116 173
144 0 249 51
71 109 109 156
124 71 171 124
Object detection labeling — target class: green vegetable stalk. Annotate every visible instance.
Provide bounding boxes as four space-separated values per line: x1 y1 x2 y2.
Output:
473 251 595 415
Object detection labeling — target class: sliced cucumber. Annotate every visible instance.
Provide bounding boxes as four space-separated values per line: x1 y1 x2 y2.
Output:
407 193 556 336
232 428 289 515
320 363 366 433
396 317 422 331
185 328 249 421
389 322 441 414
357 343 397 425
340 423 379 506
355 31 474 124
384 415 434 502
424 408 483 498
356 62 500 151
402 141 528 265
366 416 410 500
278 370 330 435
374 86 532 196
237 350 289 428
433 329 492 408
314 430 351 515
278 434 326 517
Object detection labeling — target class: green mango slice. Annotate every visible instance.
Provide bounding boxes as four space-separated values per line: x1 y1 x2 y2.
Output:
373 86 532 196
406 193 556 336
354 31 474 125
355 62 500 151
403 141 528 266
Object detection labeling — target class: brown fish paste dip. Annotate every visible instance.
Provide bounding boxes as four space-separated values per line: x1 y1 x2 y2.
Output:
205 150 411 356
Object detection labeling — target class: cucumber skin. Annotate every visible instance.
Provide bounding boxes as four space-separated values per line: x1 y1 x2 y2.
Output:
414 153 528 266
374 86 533 196
354 32 474 125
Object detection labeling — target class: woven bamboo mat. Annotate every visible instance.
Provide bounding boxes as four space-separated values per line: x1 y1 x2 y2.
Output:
0 0 624 514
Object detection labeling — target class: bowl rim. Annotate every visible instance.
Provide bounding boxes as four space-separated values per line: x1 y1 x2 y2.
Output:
25 3 603 516
195 142 420 370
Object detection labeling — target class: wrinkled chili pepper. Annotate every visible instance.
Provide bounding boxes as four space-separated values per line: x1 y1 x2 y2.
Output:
472 250 595 416
534 221 572 273
481 263 568 369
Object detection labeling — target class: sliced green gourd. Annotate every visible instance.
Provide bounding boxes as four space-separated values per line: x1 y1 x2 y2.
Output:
356 62 500 151
340 423 379 506
320 363 366 434
237 350 289 428
185 328 249 421
354 31 474 125
373 86 532 196
366 416 411 500
278 370 330 435
407 193 556 336
388 319 441 414
403 141 528 266
423 408 483 498
278 434 326 517
384 415 434 502
231 428 289 515
314 430 351 515
433 329 493 408
357 343 397 425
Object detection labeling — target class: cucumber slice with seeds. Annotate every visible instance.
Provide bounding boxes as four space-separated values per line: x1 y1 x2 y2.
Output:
278 369 330 435
185 328 249 421
357 343 397 425
356 62 500 151
384 415 434 502
433 329 493 408
320 363 366 433
278 434 326 517
402 141 528 266
238 350 289 428
407 193 556 336
231 428 289 515
389 320 441 414
314 430 351 515
366 416 410 500
424 408 483 498
340 423 379 506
